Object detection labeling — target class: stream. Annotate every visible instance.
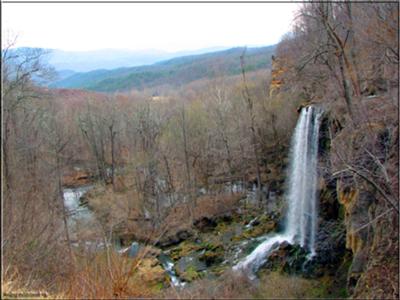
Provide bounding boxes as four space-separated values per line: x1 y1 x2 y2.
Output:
63 185 190 287
63 185 93 222
63 185 98 240
62 180 272 287
61 106 323 289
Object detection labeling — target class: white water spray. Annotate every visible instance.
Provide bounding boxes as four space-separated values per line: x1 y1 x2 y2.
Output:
234 106 323 275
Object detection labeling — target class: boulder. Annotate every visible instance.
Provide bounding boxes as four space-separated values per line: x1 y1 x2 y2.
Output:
168 240 203 261
157 229 193 248
63 169 93 187
136 258 167 285
262 243 308 274
176 256 206 282
194 217 217 232
199 244 225 266
128 242 140 258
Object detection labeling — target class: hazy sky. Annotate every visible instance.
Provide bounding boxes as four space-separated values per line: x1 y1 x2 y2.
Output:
3 2 299 52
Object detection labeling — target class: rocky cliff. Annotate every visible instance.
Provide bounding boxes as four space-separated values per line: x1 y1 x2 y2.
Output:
328 95 399 298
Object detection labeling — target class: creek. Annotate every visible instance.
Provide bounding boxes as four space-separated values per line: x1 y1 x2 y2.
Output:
63 185 93 222
61 115 318 287
62 180 269 287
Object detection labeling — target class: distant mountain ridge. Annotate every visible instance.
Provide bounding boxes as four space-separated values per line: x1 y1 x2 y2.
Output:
9 46 232 73
48 48 233 72
49 45 276 93
48 48 171 72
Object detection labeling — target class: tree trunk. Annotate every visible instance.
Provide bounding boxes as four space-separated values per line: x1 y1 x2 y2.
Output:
163 154 174 193
338 52 355 120
109 124 116 191
240 51 263 206
56 154 75 267
181 104 194 220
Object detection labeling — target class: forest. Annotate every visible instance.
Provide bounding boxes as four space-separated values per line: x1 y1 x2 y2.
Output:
48 46 276 92
2 2 399 299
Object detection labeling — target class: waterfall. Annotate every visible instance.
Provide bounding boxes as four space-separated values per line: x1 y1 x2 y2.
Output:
285 105 322 255
234 106 323 276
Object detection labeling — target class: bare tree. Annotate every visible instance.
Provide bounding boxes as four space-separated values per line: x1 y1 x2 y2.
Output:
78 99 108 184
2 38 72 288
179 102 195 220
240 49 262 205
207 79 234 177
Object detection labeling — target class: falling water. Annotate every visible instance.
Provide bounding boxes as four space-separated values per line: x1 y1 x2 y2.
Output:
234 106 323 275
286 105 323 255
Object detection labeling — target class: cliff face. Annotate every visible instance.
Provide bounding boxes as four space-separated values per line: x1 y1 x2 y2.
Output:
337 184 399 299
266 51 398 296
327 95 399 299
285 96 399 298
269 56 285 97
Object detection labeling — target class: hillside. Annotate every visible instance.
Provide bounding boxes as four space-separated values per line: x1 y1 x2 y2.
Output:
49 45 275 92
4 2 397 299
7 47 233 73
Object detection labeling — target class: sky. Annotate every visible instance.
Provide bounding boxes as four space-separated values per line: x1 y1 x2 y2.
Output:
2 2 300 53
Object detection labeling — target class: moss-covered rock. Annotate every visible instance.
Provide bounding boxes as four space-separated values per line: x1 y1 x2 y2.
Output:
209 263 229 276
181 265 203 282
261 243 309 274
175 256 206 282
169 240 203 261
199 245 224 266
233 215 277 241
134 257 168 286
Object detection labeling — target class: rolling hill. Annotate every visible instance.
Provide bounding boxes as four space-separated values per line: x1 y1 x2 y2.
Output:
49 45 276 93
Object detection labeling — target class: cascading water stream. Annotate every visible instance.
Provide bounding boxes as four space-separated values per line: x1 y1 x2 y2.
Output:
286 105 322 255
234 106 323 276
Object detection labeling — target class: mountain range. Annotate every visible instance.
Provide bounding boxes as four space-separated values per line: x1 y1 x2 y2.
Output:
53 46 276 92
47 47 232 72
11 45 276 93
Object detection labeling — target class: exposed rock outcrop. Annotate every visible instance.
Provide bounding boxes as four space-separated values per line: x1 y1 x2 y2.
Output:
329 98 399 298
63 169 93 187
269 55 286 97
